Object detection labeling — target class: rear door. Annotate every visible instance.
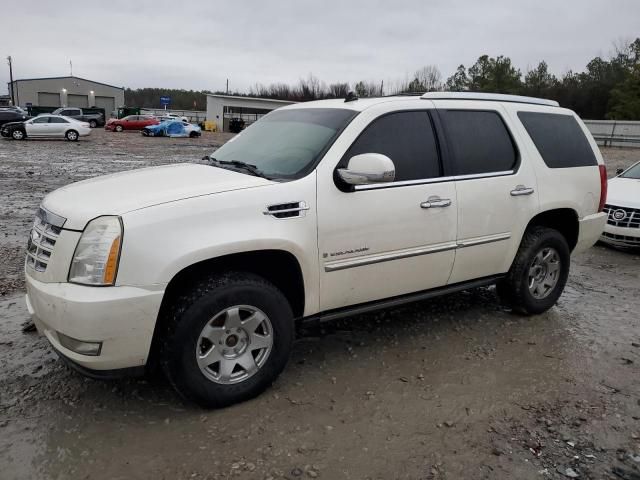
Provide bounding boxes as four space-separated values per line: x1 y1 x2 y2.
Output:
48 117 70 136
126 116 141 129
434 102 539 283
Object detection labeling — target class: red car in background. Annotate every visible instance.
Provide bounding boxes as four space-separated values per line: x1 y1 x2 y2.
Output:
105 115 159 132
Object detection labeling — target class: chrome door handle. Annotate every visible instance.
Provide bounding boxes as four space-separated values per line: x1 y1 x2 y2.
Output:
510 185 534 196
421 196 452 209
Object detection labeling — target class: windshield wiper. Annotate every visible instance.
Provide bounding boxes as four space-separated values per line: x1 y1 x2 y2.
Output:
202 156 269 179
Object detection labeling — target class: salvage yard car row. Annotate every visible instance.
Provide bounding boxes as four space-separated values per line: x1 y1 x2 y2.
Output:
1 112 202 140
1 114 92 141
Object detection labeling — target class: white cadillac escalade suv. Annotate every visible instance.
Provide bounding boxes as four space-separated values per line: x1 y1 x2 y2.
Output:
25 92 607 407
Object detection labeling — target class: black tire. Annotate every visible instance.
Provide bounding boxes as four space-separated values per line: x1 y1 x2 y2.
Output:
141 129 149 136
189 131 198 138
160 272 294 408
115 124 124 132
65 130 79 141
497 226 570 315
89 120 97 128
11 129 25 140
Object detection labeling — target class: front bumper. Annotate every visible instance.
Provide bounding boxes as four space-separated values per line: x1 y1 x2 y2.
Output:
26 273 165 372
601 223 640 248
574 212 607 253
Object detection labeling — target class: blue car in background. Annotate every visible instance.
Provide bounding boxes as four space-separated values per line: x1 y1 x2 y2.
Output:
142 119 202 138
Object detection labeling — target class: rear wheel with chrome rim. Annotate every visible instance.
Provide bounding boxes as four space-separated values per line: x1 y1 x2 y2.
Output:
497 226 570 315
161 272 294 408
65 130 79 141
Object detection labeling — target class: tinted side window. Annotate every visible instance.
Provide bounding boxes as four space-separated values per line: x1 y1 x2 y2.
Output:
344 111 440 182
441 110 517 175
33 117 49 124
518 112 597 168
49 117 68 123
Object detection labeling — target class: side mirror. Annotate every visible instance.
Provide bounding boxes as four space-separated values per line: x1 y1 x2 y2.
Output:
337 153 395 186
616 168 624 175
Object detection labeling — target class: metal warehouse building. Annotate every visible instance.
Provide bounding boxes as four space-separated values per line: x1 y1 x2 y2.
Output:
7 76 125 114
206 94 295 132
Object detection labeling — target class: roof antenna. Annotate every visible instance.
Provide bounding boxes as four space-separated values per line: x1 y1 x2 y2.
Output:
344 91 358 102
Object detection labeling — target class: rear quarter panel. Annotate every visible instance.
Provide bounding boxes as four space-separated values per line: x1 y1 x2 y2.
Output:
502 104 602 220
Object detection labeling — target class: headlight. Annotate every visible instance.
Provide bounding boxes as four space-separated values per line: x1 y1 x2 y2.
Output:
69 216 123 286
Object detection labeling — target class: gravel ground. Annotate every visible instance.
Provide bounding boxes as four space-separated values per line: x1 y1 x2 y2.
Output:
1 130 639 480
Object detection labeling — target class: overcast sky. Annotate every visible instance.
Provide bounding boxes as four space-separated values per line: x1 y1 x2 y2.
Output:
3 0 639 94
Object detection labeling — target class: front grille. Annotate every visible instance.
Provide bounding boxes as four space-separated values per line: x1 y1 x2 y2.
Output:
26 208 65 272
603 204 640 229
601 231 640 246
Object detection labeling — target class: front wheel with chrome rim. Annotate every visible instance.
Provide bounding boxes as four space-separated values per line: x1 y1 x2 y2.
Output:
12 129 25 140
497 226 570 315
196 305 274 385
161 272 294 408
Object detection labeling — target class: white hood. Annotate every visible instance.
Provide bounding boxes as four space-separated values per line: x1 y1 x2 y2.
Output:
607 177 640 209
42 163 273 230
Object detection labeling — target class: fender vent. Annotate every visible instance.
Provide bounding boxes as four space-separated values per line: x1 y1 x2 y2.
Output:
264 201 309 219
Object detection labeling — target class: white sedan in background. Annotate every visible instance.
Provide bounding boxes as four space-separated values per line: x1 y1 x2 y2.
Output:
601 161 640 248
0 114 91 141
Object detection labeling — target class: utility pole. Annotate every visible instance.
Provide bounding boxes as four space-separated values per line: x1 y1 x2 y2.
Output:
7 56 15 105
226 78 229 95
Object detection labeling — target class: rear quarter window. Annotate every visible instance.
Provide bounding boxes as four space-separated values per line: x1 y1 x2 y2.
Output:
440 110 517 176
517 112 597 168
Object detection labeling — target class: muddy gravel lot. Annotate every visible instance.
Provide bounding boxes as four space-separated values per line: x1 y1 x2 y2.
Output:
1 130 640 480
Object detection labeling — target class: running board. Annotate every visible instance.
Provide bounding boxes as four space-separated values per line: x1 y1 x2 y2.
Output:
303 275 504 323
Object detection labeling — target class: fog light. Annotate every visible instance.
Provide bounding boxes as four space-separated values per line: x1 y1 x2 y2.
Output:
57 332 102 356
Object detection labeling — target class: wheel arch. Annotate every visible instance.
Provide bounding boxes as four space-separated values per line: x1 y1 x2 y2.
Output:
524 208 579 251
148 249 306 368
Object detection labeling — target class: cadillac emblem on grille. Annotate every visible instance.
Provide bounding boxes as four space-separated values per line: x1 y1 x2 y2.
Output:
612 209 626 221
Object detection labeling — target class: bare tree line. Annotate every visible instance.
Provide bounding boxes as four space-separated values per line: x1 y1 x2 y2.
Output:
247 66 444 102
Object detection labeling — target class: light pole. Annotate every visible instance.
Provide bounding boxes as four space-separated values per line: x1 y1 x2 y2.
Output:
7 55 15 105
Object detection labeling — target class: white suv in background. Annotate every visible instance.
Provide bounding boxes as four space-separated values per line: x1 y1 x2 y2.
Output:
601 161 640 248
25 92 607 407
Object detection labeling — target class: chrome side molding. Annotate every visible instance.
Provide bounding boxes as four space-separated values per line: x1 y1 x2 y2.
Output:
324 232 511 272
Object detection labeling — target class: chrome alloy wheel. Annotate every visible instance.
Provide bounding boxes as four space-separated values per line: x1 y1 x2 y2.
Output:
528 247 561 299
196 305 273 385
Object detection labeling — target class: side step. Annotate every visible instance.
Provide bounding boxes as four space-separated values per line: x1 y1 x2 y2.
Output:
303 275 504 323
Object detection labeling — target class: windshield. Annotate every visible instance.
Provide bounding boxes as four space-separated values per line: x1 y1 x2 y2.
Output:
210 108 357 180
620 162 640 179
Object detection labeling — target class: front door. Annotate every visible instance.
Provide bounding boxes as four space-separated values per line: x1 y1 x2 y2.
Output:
434 103 539 283
25 116 51 137
316 109 458 312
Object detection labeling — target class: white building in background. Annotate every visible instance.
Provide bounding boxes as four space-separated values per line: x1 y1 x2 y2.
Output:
206 94 295 132
7 76 125 114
